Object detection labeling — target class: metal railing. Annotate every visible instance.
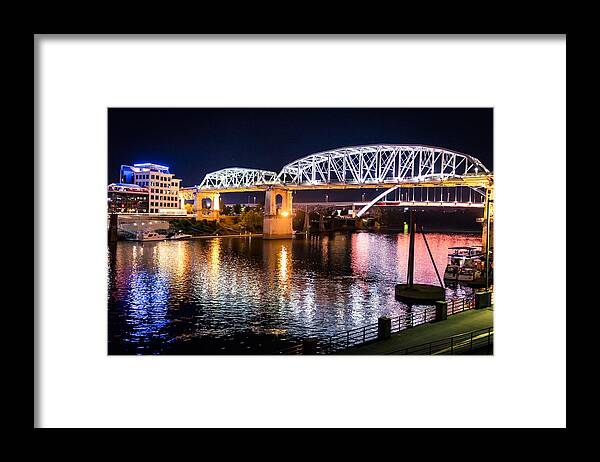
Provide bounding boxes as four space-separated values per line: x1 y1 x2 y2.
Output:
447 296 476 316
386 326 493 355
276 293 480 355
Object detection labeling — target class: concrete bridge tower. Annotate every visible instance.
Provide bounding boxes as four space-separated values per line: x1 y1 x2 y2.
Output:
263 187 293 239
194 191 221 221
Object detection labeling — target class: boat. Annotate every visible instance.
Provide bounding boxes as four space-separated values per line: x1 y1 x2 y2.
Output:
169 232 192 240
127 231 166 242
444 246 493 286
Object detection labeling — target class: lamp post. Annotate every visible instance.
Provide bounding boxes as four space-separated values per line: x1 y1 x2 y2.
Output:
484 186 492 290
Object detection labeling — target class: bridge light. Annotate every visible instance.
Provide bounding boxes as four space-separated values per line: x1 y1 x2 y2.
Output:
280 211 289 217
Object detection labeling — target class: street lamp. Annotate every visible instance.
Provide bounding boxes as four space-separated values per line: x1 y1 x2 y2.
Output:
361 192 365 202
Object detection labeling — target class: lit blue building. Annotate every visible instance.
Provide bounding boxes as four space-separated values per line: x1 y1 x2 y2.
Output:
119 163 184 215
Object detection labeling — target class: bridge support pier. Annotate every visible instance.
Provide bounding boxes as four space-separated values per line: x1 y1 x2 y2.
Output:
263 187 293 239
303 207 310 234
194 191 221 221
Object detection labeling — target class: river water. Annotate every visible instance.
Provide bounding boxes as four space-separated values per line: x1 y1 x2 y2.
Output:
108 231 481 354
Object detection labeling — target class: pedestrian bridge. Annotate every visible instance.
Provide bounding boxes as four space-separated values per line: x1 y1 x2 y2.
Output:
198 144 492 191
190 144 493 239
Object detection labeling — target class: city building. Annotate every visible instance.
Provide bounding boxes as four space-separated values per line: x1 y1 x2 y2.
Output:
107 183 149 214
120 163 185 215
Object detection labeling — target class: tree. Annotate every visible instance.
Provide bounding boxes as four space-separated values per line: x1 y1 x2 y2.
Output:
240 208 263 232
232 203 243 215
222 205 233 216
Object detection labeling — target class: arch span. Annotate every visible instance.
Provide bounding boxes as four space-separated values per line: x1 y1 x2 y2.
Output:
198 168 278 191
195 145 492 192
276 144 490 187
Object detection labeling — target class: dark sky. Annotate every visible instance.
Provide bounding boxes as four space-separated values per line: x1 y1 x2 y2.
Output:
108 108 492 202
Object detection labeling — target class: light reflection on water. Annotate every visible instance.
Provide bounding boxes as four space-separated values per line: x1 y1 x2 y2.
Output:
108 232 480 354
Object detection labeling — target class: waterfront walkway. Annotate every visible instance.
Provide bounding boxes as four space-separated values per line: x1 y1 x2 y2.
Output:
338 307 494 355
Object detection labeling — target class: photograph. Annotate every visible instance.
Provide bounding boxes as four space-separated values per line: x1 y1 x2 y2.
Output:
107 108 494 355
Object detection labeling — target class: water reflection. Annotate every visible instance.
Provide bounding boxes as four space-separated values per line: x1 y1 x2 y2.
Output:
108 232 481 354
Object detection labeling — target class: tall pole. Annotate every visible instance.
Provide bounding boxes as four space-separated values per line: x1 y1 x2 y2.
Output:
484 186 492 290
406 210 416 287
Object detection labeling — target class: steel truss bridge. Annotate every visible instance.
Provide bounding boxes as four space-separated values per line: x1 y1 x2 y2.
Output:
196 144 492 192
193 145 493 218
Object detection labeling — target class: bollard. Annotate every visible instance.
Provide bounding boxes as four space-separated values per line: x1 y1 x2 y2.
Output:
434 300 447 322
301 338 319 355
377 317 392 341
475 290 492 309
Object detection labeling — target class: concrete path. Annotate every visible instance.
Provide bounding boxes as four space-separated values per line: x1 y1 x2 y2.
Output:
338 307 494 355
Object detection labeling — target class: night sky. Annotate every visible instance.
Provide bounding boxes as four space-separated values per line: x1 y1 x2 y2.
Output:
108 108 492 203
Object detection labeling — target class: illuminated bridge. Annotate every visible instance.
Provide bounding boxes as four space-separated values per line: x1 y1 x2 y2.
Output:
189 145 494 239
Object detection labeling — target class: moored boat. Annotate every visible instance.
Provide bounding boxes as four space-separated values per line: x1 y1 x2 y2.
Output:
127 231 166 242
169 232 192 240
444 245 493 286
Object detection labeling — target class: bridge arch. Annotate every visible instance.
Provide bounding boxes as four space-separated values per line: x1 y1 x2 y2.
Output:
192 144 492 236
275 193 283 209
276 144 490 187
195 145 491 192
198 168 278 190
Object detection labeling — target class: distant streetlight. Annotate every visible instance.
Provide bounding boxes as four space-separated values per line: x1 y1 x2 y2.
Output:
325 194 329 202
361 193 365 202
253 196 256 204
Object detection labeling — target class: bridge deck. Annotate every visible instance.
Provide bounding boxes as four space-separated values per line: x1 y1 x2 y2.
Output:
198 176 492 193
294 201 484 208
